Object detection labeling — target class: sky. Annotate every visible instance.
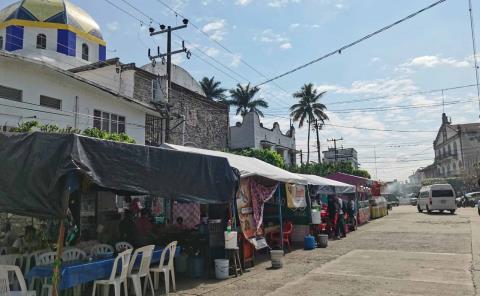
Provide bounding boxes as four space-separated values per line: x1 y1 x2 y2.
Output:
2 0 479 182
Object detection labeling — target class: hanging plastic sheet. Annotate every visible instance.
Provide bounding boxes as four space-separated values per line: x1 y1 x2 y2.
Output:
286 183 307 209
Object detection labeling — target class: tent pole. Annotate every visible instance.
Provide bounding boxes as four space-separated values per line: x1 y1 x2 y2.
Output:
277 185 283 251
52 172 77 296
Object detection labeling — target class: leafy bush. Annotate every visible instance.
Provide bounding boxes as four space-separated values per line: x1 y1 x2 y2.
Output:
232 148 285 168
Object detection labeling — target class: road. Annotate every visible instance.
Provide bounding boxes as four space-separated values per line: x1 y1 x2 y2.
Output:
173 206 480 296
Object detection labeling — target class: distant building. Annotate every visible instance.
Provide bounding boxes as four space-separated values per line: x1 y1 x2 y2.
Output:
323 147 359 169
229 111 297 165
433 113 480 179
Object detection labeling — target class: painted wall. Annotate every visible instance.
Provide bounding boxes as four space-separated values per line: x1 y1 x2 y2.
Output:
0 54 153 144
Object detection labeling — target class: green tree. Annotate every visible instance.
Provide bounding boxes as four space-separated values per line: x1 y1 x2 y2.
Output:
199 76 227 101
232 148 284 168
290 83 328 164
227 83 268 117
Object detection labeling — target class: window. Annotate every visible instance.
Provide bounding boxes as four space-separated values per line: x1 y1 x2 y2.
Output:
93 109 125 133
40 95 61 110
432 190 454 197
82 43 89 61
0 84 22 102
0 36 3 50
145 114 163 146
36 34 46 49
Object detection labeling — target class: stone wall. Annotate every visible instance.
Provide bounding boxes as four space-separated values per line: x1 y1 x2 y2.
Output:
168 83 229 150
133 71 153 104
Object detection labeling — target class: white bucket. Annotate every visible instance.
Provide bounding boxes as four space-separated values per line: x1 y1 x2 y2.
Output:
270 250 284 269
214 259 229 280
224 231 238 249
311 209 321 224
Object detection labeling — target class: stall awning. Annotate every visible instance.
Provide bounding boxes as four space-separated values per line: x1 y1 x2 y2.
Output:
161 144 307 185
297 174 355 194
0 133 239 218
327 172 372 187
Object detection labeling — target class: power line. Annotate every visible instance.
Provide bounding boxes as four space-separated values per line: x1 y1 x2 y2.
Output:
254 0 448 87
468 0 480 116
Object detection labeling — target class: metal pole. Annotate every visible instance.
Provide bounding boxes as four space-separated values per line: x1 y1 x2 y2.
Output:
468 0 480 118
277 185 283 250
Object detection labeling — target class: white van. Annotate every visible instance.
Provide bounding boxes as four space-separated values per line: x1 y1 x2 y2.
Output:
417 184 456 214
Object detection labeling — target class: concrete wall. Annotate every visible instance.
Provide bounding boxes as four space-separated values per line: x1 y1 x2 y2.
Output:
168 83 229 150
0 54 153 144
229 111 296 165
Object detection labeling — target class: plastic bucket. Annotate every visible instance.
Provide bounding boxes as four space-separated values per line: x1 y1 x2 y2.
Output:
304 235 316 250
224 231 238 249
214 259 229 280
174 253 188 273
188 257 204 278
270 250 284 269
311 209 321 224
318 234 328 248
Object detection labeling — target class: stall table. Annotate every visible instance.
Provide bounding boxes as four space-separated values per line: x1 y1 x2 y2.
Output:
27 246 180 290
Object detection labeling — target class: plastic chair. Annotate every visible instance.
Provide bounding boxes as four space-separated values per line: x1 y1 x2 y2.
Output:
127 245 155 296
37 252 57 296
90 244 114 258
270 222 294 251
150 241 177 294
115 242 133 253
0 255 22 266
61 248 86 262
92 249 132 296
0 264 36 296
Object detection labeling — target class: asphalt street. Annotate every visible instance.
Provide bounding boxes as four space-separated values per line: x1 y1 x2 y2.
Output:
172 206 480 296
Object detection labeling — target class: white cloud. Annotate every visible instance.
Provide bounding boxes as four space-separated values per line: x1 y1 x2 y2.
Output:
280 42 292 50
235 0 252 5
289 23 300 30
205 47 219 57
370 57 381 63
230 54 241 67
317 78 418 97
254 29 290 47
397 55 471 73
202 19 227 41
106 21 119 32
268 0 301 7
172 54 184 65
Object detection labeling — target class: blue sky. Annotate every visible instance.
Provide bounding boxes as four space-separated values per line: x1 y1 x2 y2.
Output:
2 0 479 181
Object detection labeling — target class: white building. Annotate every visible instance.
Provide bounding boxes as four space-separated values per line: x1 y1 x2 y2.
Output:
0 0 227 148
229 111 297 165
322 147 359 169
433 113 480 179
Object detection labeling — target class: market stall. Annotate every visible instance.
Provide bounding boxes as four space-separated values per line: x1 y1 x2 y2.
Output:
0 132 239 293
161 144 307 266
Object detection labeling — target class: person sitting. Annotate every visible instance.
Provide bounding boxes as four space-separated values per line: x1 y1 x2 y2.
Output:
175 217 187 230
12 226 37 253
0 222 16 248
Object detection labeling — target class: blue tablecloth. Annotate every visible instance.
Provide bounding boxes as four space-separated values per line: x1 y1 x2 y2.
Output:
27 246 180 290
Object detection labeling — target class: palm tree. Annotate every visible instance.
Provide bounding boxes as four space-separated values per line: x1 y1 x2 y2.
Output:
227 83 268 117
199 76 227 101
290 83 329 164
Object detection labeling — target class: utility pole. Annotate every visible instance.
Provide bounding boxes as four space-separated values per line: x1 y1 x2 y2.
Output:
148 19 191 142
314 119 323 164
374 144 378 180
327 138 343 163
468 0 480 118
300 149 303 165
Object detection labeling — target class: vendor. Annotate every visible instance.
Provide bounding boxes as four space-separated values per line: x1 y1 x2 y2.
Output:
119 210 137 246
175 217 187 230
137 209 154 244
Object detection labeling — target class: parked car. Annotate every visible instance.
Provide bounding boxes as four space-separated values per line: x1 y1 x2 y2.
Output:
417 184 456 214
410 197 418 206
384 194 400 208
463 192 480 207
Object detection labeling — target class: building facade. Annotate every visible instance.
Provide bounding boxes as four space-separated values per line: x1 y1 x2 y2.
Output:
0 0 229 149
322 147 359 169
229 111 297 165
433 113 480 180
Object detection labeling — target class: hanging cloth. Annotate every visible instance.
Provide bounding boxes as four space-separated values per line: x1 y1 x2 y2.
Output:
250 180 278 231
286 183 307 209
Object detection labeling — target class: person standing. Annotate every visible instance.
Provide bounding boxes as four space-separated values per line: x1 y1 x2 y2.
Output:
336 197 346 239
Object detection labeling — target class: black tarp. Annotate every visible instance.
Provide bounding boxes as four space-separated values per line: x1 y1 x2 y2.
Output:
0 132 238 218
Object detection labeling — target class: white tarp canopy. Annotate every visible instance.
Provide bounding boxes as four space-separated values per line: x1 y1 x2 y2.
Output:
297 174 355 194
161 143 307 184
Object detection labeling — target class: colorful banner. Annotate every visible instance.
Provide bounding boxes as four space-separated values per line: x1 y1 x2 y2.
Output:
236 178 256 239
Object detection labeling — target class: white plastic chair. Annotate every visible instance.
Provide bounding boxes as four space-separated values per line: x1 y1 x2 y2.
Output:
61 248 86 262
37 252 57 296
90 245 114 258
114 242 133 253
91 249 132 296
127 245 155 296
27 250 50 291
0 255 22 266
0 264 36 296
150 241 177 294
